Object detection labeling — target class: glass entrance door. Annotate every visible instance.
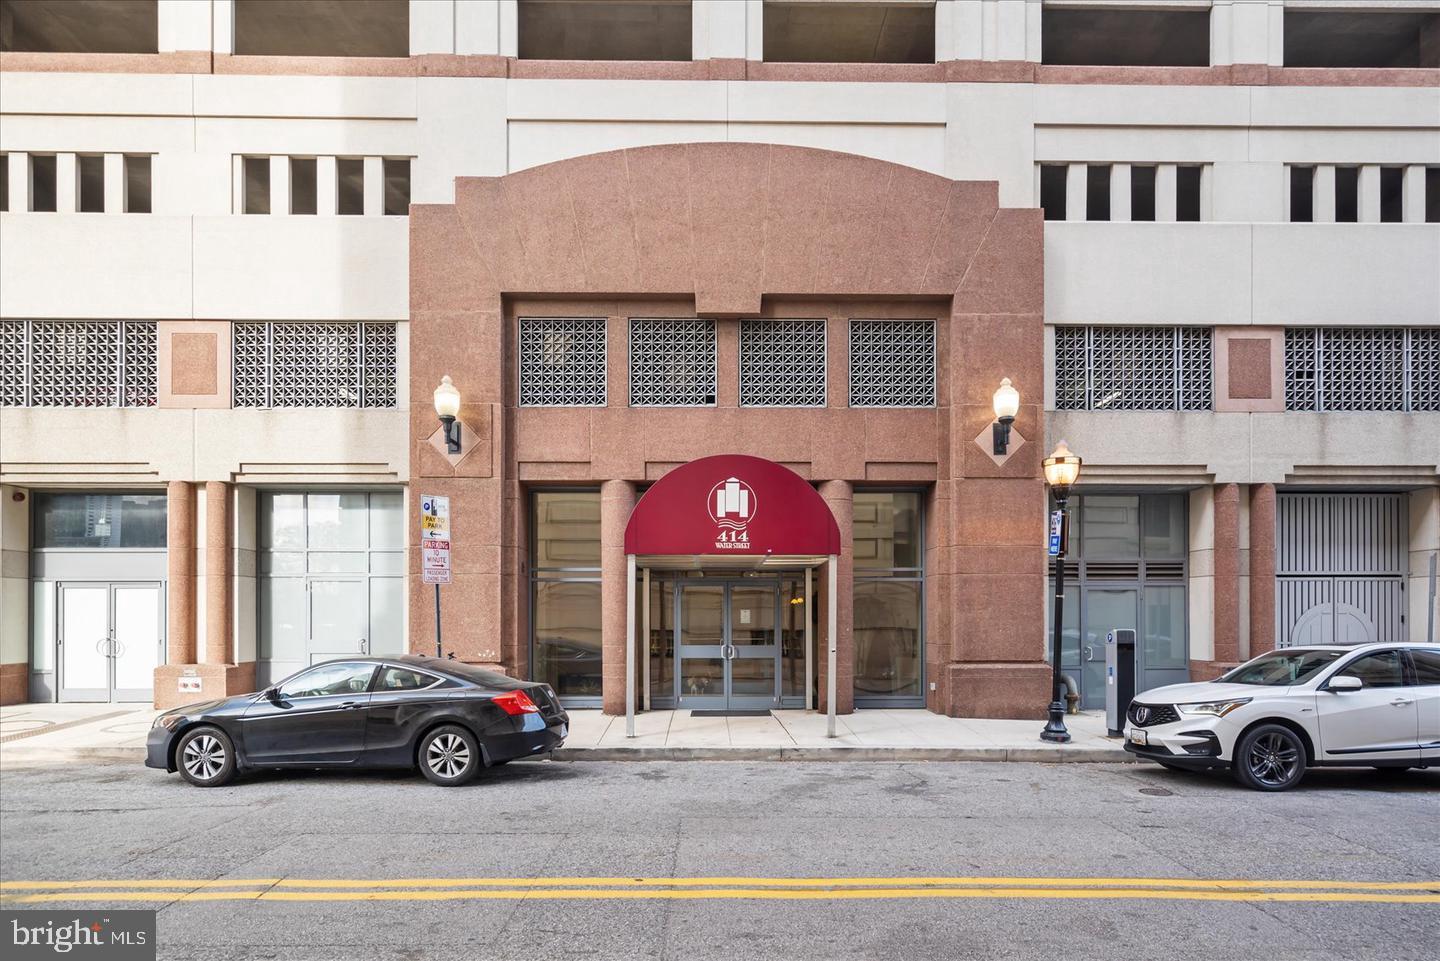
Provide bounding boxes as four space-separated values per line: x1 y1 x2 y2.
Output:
58 582 162 703
675 581 780 710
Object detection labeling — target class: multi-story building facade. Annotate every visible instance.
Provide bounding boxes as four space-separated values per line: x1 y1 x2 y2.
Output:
1 0 1436 719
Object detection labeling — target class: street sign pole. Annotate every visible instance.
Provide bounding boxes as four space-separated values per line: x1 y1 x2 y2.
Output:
420 494 453 659
434 583 443 657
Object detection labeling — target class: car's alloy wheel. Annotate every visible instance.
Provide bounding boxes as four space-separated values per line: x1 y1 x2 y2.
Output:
1234 725 1304 791
175 726 237 787
419 725 480 786
427 734 470 778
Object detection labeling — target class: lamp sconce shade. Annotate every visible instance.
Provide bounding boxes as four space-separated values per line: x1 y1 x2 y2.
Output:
991 377 1020 455
434 375 463 454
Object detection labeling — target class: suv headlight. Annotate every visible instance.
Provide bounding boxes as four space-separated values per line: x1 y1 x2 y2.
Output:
1176 698 1251 717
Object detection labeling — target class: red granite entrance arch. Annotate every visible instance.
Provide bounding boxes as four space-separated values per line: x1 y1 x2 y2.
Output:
409 140 1051 722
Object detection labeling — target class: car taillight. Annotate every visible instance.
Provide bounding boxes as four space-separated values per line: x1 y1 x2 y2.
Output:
492 690 541 716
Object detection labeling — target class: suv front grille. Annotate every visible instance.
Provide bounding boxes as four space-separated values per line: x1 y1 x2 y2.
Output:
1128 703 1178 728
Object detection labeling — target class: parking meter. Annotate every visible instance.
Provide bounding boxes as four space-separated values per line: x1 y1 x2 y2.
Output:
1105 628 1136 737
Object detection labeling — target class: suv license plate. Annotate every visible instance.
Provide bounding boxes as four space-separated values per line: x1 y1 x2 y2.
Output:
1128 729 1148 746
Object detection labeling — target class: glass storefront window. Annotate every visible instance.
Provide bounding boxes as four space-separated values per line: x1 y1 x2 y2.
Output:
533 580 603 699
1143 585 1187 669
531 490 602 704
1081 495 1140 558
256 491 405 686
1045 492 1189 710
33 493 166 548
853 492 920 570
534 491 602 569
852 491 925 705
853 578 923 699
1142 495 1186 557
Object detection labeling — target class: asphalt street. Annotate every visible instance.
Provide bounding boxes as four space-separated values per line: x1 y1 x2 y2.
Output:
1 758 1436 961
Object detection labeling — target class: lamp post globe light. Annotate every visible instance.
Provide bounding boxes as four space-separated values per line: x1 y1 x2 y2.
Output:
1041 440 1082 743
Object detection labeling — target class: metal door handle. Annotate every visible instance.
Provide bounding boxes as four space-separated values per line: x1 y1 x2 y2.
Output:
1082 645 1097 661
96 638 108 655
360 637 369 654
339 700 359 710
1391 698 1413 707
113 641 125 658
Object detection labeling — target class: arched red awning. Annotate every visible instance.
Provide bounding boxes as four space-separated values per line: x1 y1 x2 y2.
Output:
623 454 841 557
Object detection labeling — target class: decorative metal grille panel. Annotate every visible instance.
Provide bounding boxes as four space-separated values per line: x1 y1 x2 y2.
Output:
0 321 25 406
519 317 607 406
1412 328 1440 412
1284 327 1318 411
740 319 826 407
1284 327 1436 412
0 320 157 407
629 318 716 407
1053 326 1087 410
1053 326 1212 411
848 320 935 408
232 322 397 408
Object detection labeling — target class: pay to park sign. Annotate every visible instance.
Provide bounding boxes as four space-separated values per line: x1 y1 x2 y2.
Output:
420 494 452 585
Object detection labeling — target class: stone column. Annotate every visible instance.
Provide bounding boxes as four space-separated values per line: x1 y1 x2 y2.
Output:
1248 483 1277 654
166 480 196 666
818 480 854 715
1211 483 1242 670
600 479 637 715
204 481 232 665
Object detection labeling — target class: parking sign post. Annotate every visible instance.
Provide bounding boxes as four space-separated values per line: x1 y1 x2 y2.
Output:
420 494 452 658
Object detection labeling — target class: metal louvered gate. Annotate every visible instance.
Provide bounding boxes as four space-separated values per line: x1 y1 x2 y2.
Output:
1277 493 1407 648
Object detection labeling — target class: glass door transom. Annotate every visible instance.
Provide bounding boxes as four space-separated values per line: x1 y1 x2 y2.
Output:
676 581 779 710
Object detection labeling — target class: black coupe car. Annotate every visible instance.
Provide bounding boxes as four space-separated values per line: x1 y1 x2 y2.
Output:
146 656 569 787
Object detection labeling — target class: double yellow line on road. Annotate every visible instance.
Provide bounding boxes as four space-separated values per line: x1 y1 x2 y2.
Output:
3 876 1437 905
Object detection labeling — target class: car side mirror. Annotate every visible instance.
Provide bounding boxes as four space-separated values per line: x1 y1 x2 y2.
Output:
1327 675 1363 693
263 686 282 702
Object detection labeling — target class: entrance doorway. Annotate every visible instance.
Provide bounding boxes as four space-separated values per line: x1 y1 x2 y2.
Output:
57 582 163 702
675 580 780 710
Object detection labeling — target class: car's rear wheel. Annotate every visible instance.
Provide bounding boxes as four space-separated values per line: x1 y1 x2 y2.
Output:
418 725 481 786
176 726 237 787
1233 724 1306 792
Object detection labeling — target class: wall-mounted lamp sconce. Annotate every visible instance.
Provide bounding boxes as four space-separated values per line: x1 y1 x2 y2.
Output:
433 375 462 454
991 377 1020 455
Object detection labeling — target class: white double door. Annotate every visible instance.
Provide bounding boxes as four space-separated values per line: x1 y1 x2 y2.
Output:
58 582 163 702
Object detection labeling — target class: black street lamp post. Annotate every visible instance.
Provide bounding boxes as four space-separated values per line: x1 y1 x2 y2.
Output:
1041 441 1081 743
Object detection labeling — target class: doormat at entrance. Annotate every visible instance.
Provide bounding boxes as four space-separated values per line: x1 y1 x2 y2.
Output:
689 710 773 718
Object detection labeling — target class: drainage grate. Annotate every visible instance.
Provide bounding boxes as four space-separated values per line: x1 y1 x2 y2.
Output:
0 710 134 744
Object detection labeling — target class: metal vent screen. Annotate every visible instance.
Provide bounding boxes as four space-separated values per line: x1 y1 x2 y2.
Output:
519 317 607 407
0 320 157 408
740 319 827 407
629 318 716 407
1054 326 1212 411
848 320 935 408
1284 327 1436 412
233 322 397 408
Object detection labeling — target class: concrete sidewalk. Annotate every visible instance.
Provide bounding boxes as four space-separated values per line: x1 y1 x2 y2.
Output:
0 702 1128 767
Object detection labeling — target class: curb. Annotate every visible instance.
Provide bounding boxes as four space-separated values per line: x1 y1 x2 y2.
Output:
1 744 1132 768
551 746 1131 763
